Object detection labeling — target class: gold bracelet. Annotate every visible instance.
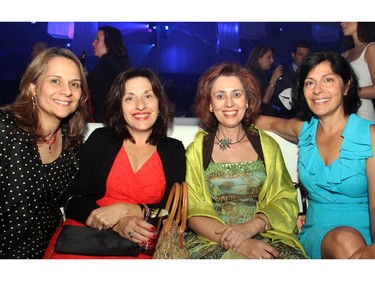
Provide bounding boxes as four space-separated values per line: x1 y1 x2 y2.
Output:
255 216 269 233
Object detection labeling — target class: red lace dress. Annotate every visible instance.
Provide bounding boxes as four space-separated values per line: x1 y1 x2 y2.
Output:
44 148 166 259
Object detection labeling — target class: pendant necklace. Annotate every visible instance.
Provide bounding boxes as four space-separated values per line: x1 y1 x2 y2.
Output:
43 131 58 153
216 132 246 151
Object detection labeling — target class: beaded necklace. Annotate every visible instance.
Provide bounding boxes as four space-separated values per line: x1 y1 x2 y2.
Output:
43 131 58 153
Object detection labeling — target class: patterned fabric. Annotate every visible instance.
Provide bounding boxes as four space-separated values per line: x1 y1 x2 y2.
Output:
0 110 79 258
298 114 374 258
45 148 166 259
185 128 306 259
186 161 306 259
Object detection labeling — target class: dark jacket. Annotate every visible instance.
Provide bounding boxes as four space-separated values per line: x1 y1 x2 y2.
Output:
87 56 130 122
269 66 297 119
64 127 186 223
0 110 79 258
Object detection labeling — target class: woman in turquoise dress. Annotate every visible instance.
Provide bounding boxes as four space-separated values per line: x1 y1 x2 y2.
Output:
256 50 375 259
185 62 307 259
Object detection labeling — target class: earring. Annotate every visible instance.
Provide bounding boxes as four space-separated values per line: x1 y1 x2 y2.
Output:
246 104 249 109
32 96 37 110
209 105 213 112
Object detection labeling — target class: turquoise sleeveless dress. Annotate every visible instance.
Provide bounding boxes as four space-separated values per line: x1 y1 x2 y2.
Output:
298 114 374 258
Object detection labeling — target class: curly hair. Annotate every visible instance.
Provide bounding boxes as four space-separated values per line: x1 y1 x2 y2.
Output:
103 67 173 145
194 61 261 132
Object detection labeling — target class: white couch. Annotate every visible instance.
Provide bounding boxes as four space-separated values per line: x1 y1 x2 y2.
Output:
84 117 303 212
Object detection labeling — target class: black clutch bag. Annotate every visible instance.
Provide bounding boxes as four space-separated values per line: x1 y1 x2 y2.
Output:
55 225 140 256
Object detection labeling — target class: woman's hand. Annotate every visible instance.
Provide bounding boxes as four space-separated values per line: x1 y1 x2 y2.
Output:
350 244 375 259
86 203 140 230
270 65 283 85
216 223 252 251
113 216 156 245
236 238 279 259
216 219 264 251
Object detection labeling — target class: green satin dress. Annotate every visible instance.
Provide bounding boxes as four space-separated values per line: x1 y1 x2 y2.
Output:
185 160 306 259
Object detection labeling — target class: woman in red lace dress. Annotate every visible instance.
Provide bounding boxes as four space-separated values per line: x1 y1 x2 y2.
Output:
44 67 186 259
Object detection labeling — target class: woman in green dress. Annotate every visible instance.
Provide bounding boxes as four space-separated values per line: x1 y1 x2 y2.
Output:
185 62 307 259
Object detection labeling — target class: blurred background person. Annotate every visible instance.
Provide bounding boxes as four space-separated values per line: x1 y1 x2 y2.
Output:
0 47 89 258
341 22 375 122
271 40 311 119
87 25 131 122
245 43 283 116
12 41 51 101
31 42 50 60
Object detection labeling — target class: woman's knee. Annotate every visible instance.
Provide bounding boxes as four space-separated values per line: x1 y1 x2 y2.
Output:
321 226 366 259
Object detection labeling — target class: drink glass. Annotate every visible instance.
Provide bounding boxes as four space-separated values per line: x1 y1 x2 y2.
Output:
139 209 167 255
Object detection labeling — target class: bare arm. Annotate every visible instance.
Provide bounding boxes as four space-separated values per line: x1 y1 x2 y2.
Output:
254 115 303 143
187 216 226 243
367 125 375 242
358 44 375 99
263 65 283 104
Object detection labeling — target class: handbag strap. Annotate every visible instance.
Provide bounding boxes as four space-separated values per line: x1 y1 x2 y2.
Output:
160 182 188 248
162 182 181 235
178 182 188 247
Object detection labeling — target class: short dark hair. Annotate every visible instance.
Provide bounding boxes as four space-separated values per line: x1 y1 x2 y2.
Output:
293 40 311 52
103 67 173 145
194 61 261 132
292 50 360 121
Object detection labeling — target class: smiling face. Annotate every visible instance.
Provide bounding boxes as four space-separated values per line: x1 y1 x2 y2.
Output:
303 61 347 118
122 76 159 135
210 75 247 129
30 56 82 123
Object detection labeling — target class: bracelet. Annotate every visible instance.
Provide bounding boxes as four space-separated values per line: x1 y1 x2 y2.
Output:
255 216 269 233
138 203 150 221
268 83 275 88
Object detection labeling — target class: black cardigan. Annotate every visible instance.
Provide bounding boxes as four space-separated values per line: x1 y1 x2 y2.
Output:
64 127 186 223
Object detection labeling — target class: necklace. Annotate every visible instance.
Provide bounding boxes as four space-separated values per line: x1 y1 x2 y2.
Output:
43 131 58 153
215 132 246 151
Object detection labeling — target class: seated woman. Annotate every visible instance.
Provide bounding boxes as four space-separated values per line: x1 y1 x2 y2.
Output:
185 62 307 259
44 67 186 259
255 50 375 259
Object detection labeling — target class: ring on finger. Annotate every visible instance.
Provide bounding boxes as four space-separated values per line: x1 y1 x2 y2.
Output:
128 230 135 238
97 227 103 231
224 237 229 242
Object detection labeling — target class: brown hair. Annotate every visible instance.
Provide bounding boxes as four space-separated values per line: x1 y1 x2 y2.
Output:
2 47 89 150
194 61 261 132
103 67 173 145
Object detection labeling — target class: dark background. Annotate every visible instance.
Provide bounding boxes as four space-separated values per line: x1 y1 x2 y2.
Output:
0 22 348 115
